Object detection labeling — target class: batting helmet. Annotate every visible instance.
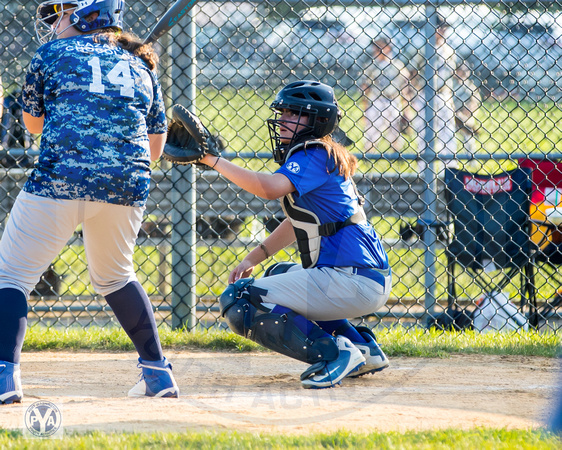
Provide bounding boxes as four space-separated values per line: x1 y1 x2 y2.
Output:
267 80 342 164
36 0 124 44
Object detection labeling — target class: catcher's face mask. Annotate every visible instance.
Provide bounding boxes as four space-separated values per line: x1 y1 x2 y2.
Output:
267 106 315 165
267 81 341 165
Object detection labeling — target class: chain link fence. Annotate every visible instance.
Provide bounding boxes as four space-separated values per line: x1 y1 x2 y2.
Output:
1 0 562 332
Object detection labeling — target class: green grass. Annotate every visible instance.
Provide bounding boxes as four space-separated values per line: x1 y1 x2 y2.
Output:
54 239 562 303
22 326 562 357
0 428 559 449
22 326 261 352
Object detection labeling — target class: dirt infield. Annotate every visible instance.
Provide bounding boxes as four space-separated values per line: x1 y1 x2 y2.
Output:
0 351 559 435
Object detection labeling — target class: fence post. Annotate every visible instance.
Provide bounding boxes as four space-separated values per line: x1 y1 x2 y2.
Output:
170 15 197 330
421 6 440 325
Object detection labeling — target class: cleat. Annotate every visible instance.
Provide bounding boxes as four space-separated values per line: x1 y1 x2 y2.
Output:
0 361 23 405
346 326 389 378
128 357 179 398
301 336 365 389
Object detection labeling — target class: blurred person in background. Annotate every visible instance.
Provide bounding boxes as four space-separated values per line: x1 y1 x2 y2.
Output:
549 360 562 434
407 19 458 171
361 37 408 154
402 61 426 168
452 63 481 160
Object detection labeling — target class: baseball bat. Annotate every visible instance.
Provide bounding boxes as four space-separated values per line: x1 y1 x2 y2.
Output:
143 0 199 45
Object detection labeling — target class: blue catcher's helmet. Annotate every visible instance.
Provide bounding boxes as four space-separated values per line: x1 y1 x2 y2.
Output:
36 0 124 44
267 80 342 165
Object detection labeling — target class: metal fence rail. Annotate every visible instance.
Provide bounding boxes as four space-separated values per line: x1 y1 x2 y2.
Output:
1 0 562 332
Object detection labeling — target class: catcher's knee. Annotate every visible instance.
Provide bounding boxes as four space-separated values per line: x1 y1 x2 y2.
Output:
219 278 268 337
219 278 338 364
263 262 299 277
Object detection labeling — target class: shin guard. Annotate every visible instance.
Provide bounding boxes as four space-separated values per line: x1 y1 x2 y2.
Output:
219 278 338 364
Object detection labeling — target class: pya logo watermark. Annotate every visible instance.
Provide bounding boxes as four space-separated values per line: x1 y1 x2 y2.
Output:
23 401 63 438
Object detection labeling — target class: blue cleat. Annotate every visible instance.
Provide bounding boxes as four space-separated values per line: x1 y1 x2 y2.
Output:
346 326 389 378
128 357 179 398
0 361 23 405
301 336 366 389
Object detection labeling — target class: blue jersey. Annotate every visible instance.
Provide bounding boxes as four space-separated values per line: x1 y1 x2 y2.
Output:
21 35 167 207
276 145 389 269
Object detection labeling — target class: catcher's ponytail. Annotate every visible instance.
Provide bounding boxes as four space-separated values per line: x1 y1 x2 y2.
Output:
320 136 358 180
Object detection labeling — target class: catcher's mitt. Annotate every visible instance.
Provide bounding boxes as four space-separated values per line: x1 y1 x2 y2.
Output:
163 104 221 166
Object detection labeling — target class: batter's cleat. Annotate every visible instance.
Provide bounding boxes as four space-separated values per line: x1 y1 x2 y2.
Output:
0 361 23 405
128 357 179 398
346 326 389 378
300 336 366 389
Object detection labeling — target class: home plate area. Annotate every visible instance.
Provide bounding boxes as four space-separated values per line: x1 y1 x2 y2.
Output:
0 351 556 435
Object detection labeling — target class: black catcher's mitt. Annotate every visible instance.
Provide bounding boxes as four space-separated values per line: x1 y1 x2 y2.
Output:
163 104 220 166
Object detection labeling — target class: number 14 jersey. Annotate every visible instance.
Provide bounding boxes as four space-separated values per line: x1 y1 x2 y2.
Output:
22 35 167 207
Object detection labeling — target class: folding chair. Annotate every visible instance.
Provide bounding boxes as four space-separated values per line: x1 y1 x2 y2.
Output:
444 167 536 328
519 158 562 326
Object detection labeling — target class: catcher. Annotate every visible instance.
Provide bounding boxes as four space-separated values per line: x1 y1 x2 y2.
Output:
165 80 391 389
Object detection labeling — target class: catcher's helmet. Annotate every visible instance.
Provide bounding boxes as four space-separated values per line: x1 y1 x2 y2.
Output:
36 0 124 44
267 80 342 165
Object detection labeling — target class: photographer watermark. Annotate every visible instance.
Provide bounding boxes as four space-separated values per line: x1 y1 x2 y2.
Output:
23 400 63 439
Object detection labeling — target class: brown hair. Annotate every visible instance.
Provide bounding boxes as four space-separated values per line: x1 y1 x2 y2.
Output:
93 30 159 71
319 136 357 180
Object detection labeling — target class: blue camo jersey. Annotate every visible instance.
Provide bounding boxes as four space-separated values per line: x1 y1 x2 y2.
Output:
21 35 167 207
276 145 389 270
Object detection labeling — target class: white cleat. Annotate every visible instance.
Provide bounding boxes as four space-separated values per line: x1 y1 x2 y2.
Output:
301 336 366 389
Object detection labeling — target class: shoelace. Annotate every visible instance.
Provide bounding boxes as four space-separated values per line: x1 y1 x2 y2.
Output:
134 366 145 383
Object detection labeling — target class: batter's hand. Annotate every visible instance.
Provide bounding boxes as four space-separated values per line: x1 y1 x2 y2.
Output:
228 260 256 284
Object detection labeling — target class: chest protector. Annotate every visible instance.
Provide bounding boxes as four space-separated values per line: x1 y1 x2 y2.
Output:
281 141 367 268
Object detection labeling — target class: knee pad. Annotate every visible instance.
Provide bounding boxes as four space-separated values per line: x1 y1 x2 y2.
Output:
219 278 268 337
263 262 298 277
219 278 338 364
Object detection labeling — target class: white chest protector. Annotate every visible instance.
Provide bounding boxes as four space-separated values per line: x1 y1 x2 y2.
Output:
280 141 367 268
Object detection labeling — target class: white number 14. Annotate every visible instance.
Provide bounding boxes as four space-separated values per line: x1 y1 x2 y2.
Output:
87 56 134 98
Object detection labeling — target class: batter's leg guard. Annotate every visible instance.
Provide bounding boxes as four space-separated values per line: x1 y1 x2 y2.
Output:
0 361 22 404
128 357 179 398
300 336 365 389
345 326 389 378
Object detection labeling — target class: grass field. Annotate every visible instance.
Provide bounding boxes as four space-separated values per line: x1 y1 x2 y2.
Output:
51 238 562 306
20 326 562 358
0 428 560 449
195 88 562 161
